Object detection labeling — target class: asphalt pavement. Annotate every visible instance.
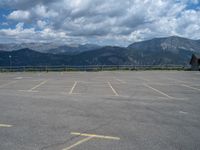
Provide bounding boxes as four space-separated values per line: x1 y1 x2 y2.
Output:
0 71 200 150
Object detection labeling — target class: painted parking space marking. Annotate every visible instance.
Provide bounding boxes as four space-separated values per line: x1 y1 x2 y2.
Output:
179 111 188 114
30 80 47 91
113 77 126 84
71 132 120 140
62 132 120 150
143 83 174 99
19 90 39 92
108 82 119 96
63 136 93 150
69 81 78 94
181 84 200 92
0 124 12 127
14 77 23 80
19 80 47 92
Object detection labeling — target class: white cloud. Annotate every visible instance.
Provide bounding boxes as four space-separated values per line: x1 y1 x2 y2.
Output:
34 5 58 18
37 20 47 29
0 24 84 44
16 22 24 31
1 0 200 45
0 23 35 37
7 10 30 21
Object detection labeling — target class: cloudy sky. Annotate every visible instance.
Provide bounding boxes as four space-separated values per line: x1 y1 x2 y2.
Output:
0 0 200 46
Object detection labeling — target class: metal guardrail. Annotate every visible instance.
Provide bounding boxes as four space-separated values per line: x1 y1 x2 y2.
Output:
0 65 191 72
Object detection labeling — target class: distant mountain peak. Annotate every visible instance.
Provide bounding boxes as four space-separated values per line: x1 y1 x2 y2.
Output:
128 36 200 53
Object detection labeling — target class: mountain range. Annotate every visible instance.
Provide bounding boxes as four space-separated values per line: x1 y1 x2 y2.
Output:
0 36 199 66
0 43 101 54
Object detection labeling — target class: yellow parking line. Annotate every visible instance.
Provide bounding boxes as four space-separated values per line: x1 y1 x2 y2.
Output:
62 136 93 150
19 90 39 93
181 84 200 92
108 82 119 96
71 132 120 140
144 83 174 99
29 80 47 91
69 81 77 94
62 132 120 150
0 124 12 127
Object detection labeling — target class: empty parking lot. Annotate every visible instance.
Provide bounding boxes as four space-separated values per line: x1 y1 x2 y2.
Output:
0 71 200 150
